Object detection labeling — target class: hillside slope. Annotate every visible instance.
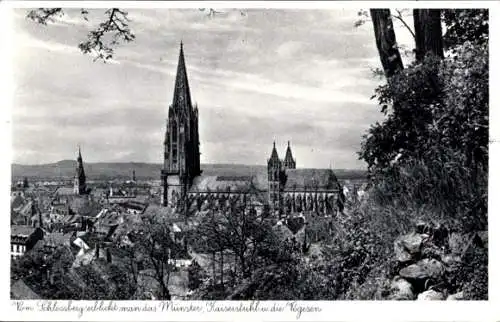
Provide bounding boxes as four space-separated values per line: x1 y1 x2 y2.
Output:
11 161 366 181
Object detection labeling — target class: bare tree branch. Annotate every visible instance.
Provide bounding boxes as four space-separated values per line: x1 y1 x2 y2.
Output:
26 8 135 63
26 8 64 25
355 8 415 41
393 9 416 40
78 8 135 63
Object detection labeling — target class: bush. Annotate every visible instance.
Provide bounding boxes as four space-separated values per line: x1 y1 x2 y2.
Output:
351 35 488 299
360 40 488 233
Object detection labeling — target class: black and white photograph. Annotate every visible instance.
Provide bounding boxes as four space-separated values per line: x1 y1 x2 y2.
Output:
1 1 495 319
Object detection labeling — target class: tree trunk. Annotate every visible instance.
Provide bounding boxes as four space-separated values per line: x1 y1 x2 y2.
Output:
370 9 404 78
160 281 171 300
211 251 216 286
233 251 238 277
240 254 248 278
220 250 224 289
413 9 443 62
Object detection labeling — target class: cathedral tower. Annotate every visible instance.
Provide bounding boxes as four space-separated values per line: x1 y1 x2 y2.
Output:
73 146 88 195
267 141 282 211
161 42 201 206
283 141 296 170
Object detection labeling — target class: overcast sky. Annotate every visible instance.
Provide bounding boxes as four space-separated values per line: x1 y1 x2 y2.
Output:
11 8 415 169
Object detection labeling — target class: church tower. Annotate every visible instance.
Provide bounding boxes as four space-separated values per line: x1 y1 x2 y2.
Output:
73 146 88 195
283 141 296 170
267 141 282 211
161 42 201 207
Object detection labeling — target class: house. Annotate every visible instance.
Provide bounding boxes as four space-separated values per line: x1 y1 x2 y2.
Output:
10 194 25 210
43 231 74 249
123 200 148 214
10 279 41 300
73 236 91 256
11 225 44 259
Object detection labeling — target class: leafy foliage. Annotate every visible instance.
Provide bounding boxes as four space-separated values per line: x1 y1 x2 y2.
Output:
26 8 135 63
78 9 135 62
353 9 488 300
442 9 489 50
360 40 488 229
26 8 64 24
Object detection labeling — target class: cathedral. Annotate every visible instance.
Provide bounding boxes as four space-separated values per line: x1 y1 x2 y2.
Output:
161 43 342 216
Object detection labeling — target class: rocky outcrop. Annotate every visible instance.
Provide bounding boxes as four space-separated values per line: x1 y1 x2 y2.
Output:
386 221 487 301
388 276 414 300
394 232 429 263
447 291 464 300
399 258 444 281
417 289 445 300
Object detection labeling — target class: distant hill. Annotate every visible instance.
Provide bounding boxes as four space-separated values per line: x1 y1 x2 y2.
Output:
11 161 367 181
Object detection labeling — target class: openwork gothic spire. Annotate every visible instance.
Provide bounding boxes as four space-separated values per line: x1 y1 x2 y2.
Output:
74 145 88 195
172 41 192 113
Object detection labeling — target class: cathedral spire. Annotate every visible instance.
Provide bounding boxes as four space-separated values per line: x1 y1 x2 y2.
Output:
162 42 201 207
172 41 192 112
74 145 88 195
268 141 280 165
283 140 296 170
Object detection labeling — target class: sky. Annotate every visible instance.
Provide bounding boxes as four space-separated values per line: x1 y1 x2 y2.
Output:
10 8 416 169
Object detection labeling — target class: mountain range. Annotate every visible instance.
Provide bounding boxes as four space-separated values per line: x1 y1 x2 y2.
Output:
11 160 367 181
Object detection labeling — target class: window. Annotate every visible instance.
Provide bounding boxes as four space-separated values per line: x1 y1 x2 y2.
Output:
172 121 177 142
172 146 178 167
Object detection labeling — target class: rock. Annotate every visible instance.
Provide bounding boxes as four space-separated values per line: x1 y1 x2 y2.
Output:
394 232 429 262
388 277 414 300
418 289 445 300
441 254 462 267
405 232 429 253
421 242 444 260
447 291 464 300
399 258 444 281
394 243 413 262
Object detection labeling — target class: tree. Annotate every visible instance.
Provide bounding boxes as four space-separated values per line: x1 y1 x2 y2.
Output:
441 9 489 50
359 9 488 233
27 8 134 63
369 9 404 78
369 9 444 77
413 9 443 62
25 8 243 63
187 260 204 290
125 214 184 300
11 244 77 299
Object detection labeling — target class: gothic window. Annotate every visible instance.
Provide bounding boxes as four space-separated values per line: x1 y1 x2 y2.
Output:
172 146 177 165
172 120 177 142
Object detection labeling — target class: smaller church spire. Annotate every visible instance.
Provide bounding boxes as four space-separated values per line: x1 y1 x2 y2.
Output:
268 141 280 166
283 140 296 170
